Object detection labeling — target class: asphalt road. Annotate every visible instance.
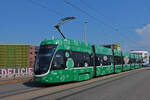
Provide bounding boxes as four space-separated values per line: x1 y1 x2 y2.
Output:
58 68 150 100
0 67 149 100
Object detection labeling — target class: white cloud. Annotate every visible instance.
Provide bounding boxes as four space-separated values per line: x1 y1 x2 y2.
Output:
136 24 150 35
136 24 150 50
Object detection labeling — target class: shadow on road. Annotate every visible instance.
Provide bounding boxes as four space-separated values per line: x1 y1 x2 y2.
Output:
23 80 77 88
146 68 150 70
22 74 116 88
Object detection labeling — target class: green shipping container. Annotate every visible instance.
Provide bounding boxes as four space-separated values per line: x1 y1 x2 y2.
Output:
0 44 30 68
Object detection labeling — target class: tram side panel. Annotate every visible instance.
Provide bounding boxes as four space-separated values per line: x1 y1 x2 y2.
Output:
114 50 123 73
94 45 114 76
122 52 131 71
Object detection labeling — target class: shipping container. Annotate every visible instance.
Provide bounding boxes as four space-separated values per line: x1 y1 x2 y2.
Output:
0 44 37 68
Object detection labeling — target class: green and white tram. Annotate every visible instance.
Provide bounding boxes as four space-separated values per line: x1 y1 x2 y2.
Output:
34 38 143 83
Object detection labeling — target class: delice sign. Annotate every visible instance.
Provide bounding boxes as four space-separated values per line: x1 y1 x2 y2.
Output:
0 68 33 78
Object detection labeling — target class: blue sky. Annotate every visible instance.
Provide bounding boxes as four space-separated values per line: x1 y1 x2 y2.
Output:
0 0 150 52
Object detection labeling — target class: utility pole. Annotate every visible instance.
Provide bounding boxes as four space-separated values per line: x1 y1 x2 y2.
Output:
84 21 88 42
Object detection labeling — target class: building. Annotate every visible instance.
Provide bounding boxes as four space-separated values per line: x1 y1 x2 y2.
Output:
102 43 121 50
28 45 38 67
0 44 37 68
130 50 149 66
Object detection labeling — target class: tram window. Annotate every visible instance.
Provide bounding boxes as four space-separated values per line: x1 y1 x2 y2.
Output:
95 56 100 66
133 58 135 64
70 51 82 67
137 59 141 64
136 59 139 64
51 50 66 70
131 59 134 64
95 55 103 66
70 52 81 67
122 56 130 64
129 58 131 64
83 53 91 66
102 55 112 66
96 54 112 66
122 57 124 64
140 59 143 63
114 56 122 65
134 58 137 64
70 51 91 67
133 58 136 64
76 53 83 67
132 58 134 64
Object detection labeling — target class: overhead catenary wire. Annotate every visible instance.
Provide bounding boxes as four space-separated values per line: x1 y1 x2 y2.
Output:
79 0 139 42
63 1 122 39
63 0 143 50
28 0 87 41
63 0 122 44
28 0 70 39
28 0 128 44
79 0 118 26
63 0 128 46
79 0 144 48
29 0 64 17
29 0 143 50
64 0 119 31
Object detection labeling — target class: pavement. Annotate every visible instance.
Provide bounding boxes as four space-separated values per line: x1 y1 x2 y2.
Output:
0 75 33 85
0 67 149 100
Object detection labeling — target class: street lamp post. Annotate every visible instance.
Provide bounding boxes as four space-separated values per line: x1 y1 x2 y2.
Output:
84 21 88 42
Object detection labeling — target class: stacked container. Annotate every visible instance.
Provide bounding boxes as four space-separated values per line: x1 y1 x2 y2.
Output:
0 45 29 68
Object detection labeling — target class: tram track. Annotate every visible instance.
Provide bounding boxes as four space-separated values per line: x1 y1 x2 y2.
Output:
0 87 31 96
0 88 42 99
0 68 145 100
31 68 145 100
0 81 52 99
0 81 75 99
56 69 145 100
